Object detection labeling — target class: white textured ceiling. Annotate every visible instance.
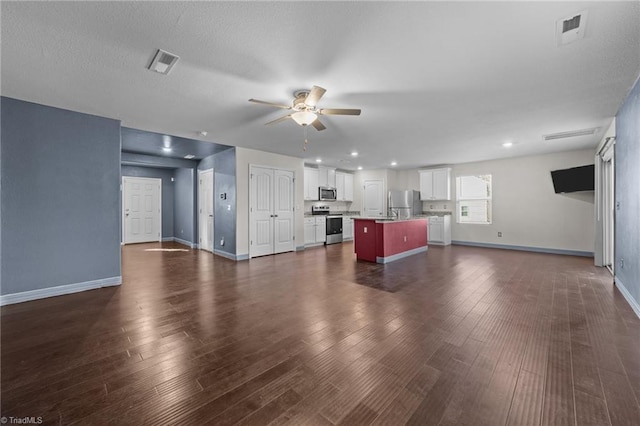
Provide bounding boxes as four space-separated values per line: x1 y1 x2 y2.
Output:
2 1 639 170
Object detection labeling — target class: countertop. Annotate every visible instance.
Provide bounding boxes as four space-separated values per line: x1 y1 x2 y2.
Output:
304 211 451 218
304 211 361 217
354 216 429 223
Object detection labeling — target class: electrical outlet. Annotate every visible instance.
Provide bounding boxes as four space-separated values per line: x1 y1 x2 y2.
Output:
404 236 407 242
364 227 368 233
498 232 502 237
616 201 621 210
220 238 225 246
620 258 624 269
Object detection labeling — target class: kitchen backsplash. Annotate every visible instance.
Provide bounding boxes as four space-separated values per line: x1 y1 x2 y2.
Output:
423 202 451 211
305 200 351 213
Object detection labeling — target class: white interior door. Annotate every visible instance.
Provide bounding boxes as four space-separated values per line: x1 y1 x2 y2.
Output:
198 169 214 252
363 179 384 217
273 169 294 254
123 177 161 244
250 166 275 257
250 165 295 258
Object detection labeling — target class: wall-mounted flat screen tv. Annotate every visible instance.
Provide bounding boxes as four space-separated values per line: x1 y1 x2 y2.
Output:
550 164 595 193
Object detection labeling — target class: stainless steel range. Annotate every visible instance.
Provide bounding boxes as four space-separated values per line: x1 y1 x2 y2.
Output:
311 205 343 245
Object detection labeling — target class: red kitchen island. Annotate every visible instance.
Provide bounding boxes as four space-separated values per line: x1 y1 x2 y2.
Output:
353 217 428 263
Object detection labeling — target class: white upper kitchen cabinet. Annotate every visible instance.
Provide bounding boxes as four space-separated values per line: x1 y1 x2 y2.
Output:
336 172 345 200
420 168 451 200
318 166 336 188
335 171 354 202
304 167 319 200
344 173 354 201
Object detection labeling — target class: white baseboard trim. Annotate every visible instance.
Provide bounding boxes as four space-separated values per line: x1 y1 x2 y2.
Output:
161 237 174 242
213 249 237 260
614 277 640 320
376 245 428 264
0 276 122 306
451 240 593 257
172 237 197 248
296 245 306 252
304 242 325 248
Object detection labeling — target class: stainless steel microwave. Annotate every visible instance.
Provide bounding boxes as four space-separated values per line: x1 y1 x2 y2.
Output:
319 186 337 201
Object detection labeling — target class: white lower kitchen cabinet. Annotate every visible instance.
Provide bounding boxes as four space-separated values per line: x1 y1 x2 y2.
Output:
304 218 316 245
315 217 326 243
428 215 451 245
343 217 354 240
305 216 326 246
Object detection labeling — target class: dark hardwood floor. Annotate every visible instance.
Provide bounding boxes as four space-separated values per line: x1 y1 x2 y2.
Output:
2 242 639 425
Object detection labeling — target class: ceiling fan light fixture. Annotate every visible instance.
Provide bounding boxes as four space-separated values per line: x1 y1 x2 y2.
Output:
291 111 317 126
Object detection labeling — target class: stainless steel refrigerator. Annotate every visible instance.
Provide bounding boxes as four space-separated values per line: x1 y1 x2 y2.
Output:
388 190 421 219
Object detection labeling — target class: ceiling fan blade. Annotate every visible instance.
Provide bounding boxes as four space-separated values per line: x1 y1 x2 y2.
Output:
304 86 326 107
249 99 291 109
311 119 326 131
318 108 361 116
264 114 292 125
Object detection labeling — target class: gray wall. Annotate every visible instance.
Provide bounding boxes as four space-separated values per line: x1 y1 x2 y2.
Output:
173 168 195 244
615 77 640 310
199 148 237 256
121 166 175 239
1 97 121 295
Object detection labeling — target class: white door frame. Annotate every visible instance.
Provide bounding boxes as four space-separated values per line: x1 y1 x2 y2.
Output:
249 164 296 258
595 137 615 272
122 176 162 244
198 169 214 252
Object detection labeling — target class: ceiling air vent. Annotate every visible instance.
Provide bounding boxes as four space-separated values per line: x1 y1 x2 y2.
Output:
557 10 588 46
543 127 599 141
148 49 180 75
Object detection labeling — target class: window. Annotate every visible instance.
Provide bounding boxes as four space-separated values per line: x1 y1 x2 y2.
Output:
456 174 492 224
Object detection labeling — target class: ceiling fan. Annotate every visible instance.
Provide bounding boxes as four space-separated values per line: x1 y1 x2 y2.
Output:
248 85 361 131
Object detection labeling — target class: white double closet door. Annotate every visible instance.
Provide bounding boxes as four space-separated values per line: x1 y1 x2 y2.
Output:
250 166 295 258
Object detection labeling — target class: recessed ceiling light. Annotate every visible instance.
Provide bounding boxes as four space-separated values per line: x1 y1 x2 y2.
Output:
391 161 397 166
502 142 513 148
315 158 322 163
162 147 173 153
350 151 358 157
357 166 363 170
199 131 208 137
184 154 195 159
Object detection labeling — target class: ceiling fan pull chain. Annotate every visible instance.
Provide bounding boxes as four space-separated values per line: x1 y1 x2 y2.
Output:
303 125 309 151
